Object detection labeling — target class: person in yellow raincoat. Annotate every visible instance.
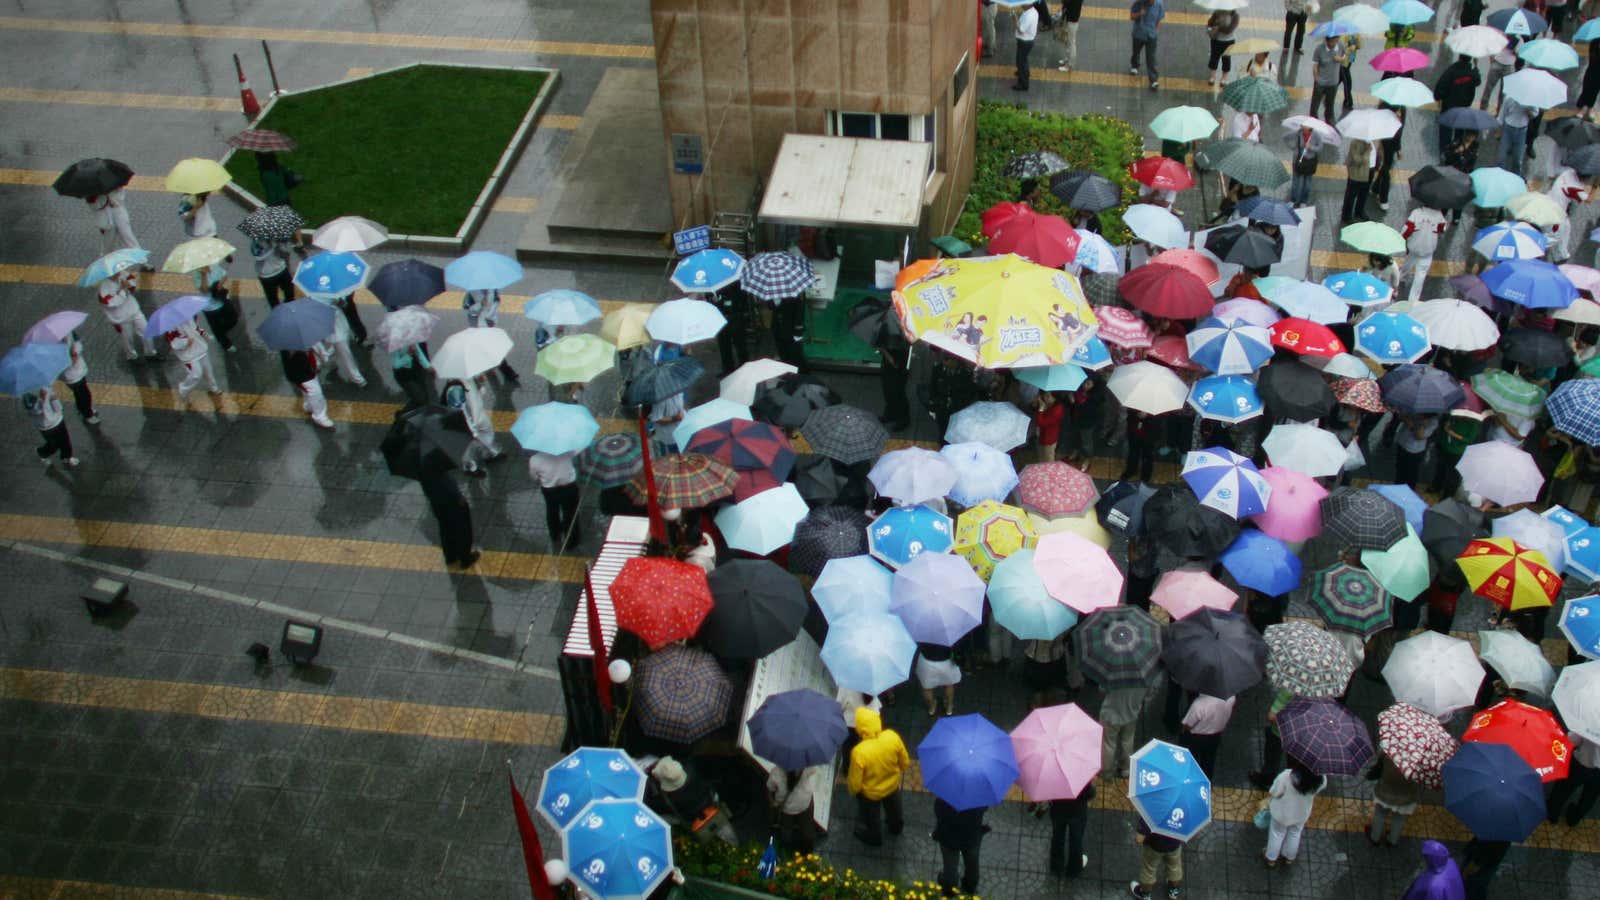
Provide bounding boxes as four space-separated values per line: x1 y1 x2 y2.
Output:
847 707 910 846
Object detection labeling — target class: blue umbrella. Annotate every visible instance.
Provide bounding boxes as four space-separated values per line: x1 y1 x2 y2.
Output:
891 551 986 645
1383 0 1434 23
1181 447 1271 519
917 714 1020 810
1487 6 1547 35
1187 374 1264 424
1547 378 1600 446
1471 167 1528 207
812 555 894 623
1310 19 1361 37
989 549 1079 640
1443 742 1545 841
1473 221 1548 261
511 402 600 455
671 248 744 293
647 297 726 346
1560 593 1600 658
673 397 752 448
1566 527 1600 583
867 503 954 568
292 251 371 301
1355 311 1431 364
1186 317 1273 375
525 289 602 326
1017 364 1088 391
561 799 674 900
143 294 210 340
1220 529 1302 596
1128 739 1213 840
1321 271 1393 307
1578 17 1600 40
1543 505 1590 537
820 611 917 695
941 441 1020 507
0 343 70 396
947 401 1031 451
1071 336 1113 371
1480 259 1578 310
77 247 149 287
869 447 959 506
748 689 847 770
1440 106 1500 132
1371 484 1428 533
256 298 337 351
537 747 646 830
1236 195 1302 226
443 250 523 291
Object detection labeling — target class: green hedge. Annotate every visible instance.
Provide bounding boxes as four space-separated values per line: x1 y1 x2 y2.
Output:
955 101 1144 248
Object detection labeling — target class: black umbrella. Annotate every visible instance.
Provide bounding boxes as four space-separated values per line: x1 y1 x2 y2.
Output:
380 405 473 480
1143 486 1241 558
1004 150 1071 180
702 560 809 659
846 294 905 349
53 158 134 198
791 454 870 509
1421 498 1487 565
1501 328 1574 369
238 205 305 242
1161 608 1268 699
800 405 888 465
1320 487 1408 551
1439 107 1499 133
754 373 842 429
1203 225 1283 267
369 259 446 310
1257 359 1336 421
1378 363 1466 414
788 505 871 577
1073 605 1163 689
1545 117 1600 151
748 689 848 770
1408 165 1474 211
625 357 705 405
1049 170 1122 212
1570 144 1600 177
1096 480 1157 537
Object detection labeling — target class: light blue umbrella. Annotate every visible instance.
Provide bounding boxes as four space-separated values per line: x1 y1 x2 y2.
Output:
714 483 810 555
1322 271 1393 307
1480 259 1579 310
1071 336 1113 371
1471 167 1528 208
867 503 954 569
1074 230 1120 274
1017 364 1088 391
77 247 149 287
1544 505 1590 537
1577 18 1600 40
1371 484 1428 533
947 401 1031 451
525 289 602 326
1519 38 1581 71
1128 739 1214 840
891 551 986 645
1186 317 1273 375
443 250 523 291
143 294 210 340
1493 508 1570 573
293 251 370 301
1220 529 1302 596
673 397 752 448
0 343 70 396
917 714 1021 810
671 248 744 293
989 549 1078 640
1181 447 1271 519
1274 280 1349 323
538 747 646 830
820 611 917 695
1567 527 1600 583
511 402 600 455
1473 221 1547 261
868 447 959 506
1187 374 1264 424
1310 19 1361 37
646 297 726 346
1560 593 1600 657
561 799 674 900
1382 0 1434 24
941 441 1020 507
1355 311 1431 364
812 555 893 623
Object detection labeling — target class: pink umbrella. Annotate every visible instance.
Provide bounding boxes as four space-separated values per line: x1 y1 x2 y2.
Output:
1214 298 1282 328
1153 569 1239 620
1033 531 1125 614
1147 335 1203 371
1251 466 1327 543
1370 47 1430 73
1010 703 1103 801
1558 264 1600 294
1093 305 1155 349
1017 461 1100 517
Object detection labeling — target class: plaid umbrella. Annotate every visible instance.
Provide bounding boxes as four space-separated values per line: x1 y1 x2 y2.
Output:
632 645 732 743
1017 461 1099 517
741 252 816 301
684 418 796 478
1081 271 1122 307
1073 605 1163 689
225 128 296 151
953 500 1036 580
1321 488 1408 551
610 558 715 650
1161 608 1267 699
789 505 872 577
1264 621 1356 698
53 157 134 198
1314 562 1394 636
577 432 643 487
625 357 705 405
1049 170 1122 211
703 560 808 659
1215 142 1291 188
1379 363 1467 413
1220 76 1290 114
1278 698 1375 776
800 405 887 465
1143 486 1242 558
1548 379 1600 445
237 205 305 241
1004 150 1071 179
753 373 840 429
1378 702 1458 790
1257 359 1336 421
624 454 738 510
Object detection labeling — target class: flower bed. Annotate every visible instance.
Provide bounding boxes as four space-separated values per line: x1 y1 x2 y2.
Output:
673 839 960 900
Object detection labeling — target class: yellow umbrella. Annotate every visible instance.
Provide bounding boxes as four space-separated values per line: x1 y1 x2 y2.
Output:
1505 191 1565 227
1456 537 1562 612
162 237 236 274
1027 511 1113 548
1227 38 1282 55
602 302 654 350
894 253 1099 369
165 157 232 194
955 500 1036 580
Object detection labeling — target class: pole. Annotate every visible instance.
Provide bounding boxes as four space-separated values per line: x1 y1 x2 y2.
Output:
261 40 282 96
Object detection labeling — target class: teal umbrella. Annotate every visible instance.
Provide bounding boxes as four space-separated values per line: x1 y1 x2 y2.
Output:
1471 167 1527 207
988 549 1079 640
1150 106 1220 143
511 402 599 455
1361 525 1431 601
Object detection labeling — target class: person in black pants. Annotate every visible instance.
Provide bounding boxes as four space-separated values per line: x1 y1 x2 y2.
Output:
1048 782 1095 877
334 294 368 346
713 284 749 375
532 451 583 550
392 342 432 410
1124 535 1158 611
878 341 910 431
418 470 478 569
1373 106 1405 212
1121 412 1155 481
770 297 807 370
1547 744 1600 826
1460 838 1510 900
933 797 988 895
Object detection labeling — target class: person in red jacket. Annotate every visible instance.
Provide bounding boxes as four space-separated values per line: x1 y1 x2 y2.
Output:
1033 390 1066 462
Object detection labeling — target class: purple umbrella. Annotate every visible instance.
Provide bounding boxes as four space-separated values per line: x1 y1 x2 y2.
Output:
22 311 88 344
143 294 210 340
890 551 985 645
1278 697 1375 776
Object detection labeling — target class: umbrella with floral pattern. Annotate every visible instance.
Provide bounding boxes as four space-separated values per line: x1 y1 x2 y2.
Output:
1016 461 1100 517
610 558 714 650
1377 702 1459 790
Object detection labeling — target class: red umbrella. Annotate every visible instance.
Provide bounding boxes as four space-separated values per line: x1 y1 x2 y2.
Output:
226 128 296 152
1462 698 1572 782
1150 249 1221 286
1093 305 1155 348
732 468 782 502
684 418 796 478
989 208 1081 268
981 201 1033 238
1118 263 1216 319
1017 461 1100 517
1271 318 1347 358
1147 335 1203 371
609 557 715 649
1129 156 1195 191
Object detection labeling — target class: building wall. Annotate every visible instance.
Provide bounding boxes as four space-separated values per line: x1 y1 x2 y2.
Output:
650 0 977 240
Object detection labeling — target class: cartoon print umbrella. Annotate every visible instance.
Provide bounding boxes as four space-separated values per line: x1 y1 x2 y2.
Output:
1187 374 1264 423
1265 621 1355 698
954 500 1036 581
560 798 675 900
609 557 714 650
1377 702 1458 790
1128 740 1213 840
537 747 646 831
632 645 732 743
1559 594 1600 660
867 503 954 569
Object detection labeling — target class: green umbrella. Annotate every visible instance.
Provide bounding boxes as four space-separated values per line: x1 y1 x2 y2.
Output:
1313 563 1393 637
533 333 616 385
1340 222 1407 255
1582 356 1600 377
1213 142 1291 189
1150 106 1221 143
1471 368 1547 420
1360 525 1431 601
1221 77 1290 114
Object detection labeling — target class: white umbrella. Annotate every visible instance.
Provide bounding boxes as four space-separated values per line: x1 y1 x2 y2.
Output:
718 358 796 406
1554 661 1600 743
1336 109 1403 142
1270 280 1349 324
311 215 388 252
1334 2 1391 34
1555 297 1600 326
1446 24 1509 57
1492 508 1569 573
714 483 811 555
1477 629 1556 697
1371 77 1436 108
1107 361 1190 415
646 297 726 345
1281 115 1342 145
1262 424 1348 477
1457 441 1545 506
1503 68 1568 109
432 326 513 380
1307 352 1377 378
1382 631 1485 717
1123 204 1189 249
1409 299 1500 351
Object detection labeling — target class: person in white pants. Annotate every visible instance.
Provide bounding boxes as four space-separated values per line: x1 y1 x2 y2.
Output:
95 271 158 361
165 318 220 404
456 374 502 476
315 310 367 386
1263 765 1327 867
1399 204 1447 305
281 349 333 429
91 188 142 253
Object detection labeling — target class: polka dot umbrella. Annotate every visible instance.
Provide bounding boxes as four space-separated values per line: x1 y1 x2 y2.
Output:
609 557 714 650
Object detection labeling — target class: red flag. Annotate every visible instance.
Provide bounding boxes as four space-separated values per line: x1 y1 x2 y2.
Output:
509 772 560 900
639 408 668 544
584 565 613 713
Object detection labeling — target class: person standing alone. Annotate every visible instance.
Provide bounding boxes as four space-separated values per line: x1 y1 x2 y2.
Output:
1013 2 1042 91
1130 0 1165 90
1310 35 1346 122
847 707 910 846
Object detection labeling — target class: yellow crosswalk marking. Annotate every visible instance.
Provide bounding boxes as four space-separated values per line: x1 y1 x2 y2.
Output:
0 876 251 900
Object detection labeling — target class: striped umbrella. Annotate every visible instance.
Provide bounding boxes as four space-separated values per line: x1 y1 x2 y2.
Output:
1186 317 1273 375
1457 537 1562 612
1180 447 1271 519
1313 563 1393 636
1471 369 1547 420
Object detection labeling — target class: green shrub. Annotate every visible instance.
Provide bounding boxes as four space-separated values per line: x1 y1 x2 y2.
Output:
673 838 960 900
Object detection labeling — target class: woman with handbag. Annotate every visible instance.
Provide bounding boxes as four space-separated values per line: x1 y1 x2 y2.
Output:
1262 762 1327 867
1205 8 1239 86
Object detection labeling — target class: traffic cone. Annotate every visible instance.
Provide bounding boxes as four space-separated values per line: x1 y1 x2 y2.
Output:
233 54 260 121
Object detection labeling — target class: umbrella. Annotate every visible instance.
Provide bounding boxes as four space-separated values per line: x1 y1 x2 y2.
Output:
1310 19 1361 37
1378 702 1458 790
1221 529 1302 596
820 611 918 695
1003 150 1071 179
1471 168 1529 209
1162 608 1267 698
1213 139 1291 188
1150 106 1220 143
812 555 893 622
1493 508 1570 573
647 298 726 346
1423 498 1488 563
1049 171 1122 212
1181 447 1270 519
1262 425 1347 479
237 205 304 242
1407 165 1472 210
1204 226 1281 269
1152 569 1237 621
954 500 1036 581
684 418 794 478
1562 530 1600 582
537 747 646 831
1128 740 1213 841
867 503 954 569
1143 485 1241 558
1440 106 1501 132
1443 743 1547 841
1010 704 1102 801
22 311 89 346
1152 247 1223 285
1033 531 1125 614
1321 488 1408 552
254 298 335 350
600 303 653 351
311 215 388 252
1278 698 1375 776
1265 621 1355 698
981 201 1032 237
1315 353 1377 378
702 559 807 658
624 357 704 406
373 306 440 353
560 799 674 900
790 506 873 578
524 289 602 328
77 247 149 287
1096 306 1155 348
868 447 957 506
753 373 840 429
1503 67 1567 109
1446 23 1509 56
1277 280 1357 322
1336 109 1404 145
946 401 1031 451
1556 122 1600 160
52 157 133 198
432 327 513 380
1314 563 1393 636
791 454 869 509
1108 361 1189 415
1237 195 1302 227
623 454 738 510
918 714 1020 811
740 252 816 301
801 405 886 465
1457 442 1544 506
611 558 714 650
1271 317 1347 358
748 690 847 770
1187 374 1264 423
1340 221 1406 256
1458 537 1561 611
1506 191 1567 228
1129 157 1194 191
897 254 1098 369
226 128 295 152
1354 311 1431 364
1408 299 1499 351
1096 480 1157 537
536 334 617 386
989 208 1082 268
511 403 599 455
1252 464 1329 541
1481 259 1578 309
1186 318 1272 375
1074 606 1163 689
1382 0 1434 23
1071 335 1114 370
1379 363 1466 413
719 358 796 407
1257 359 1335 421
631 649 731 746
1372 76 1436 107
1148 336 1200 371
1473 221 1548 261
1384 631 1486 717
577 433 643 487
1477 630 1556 697
1220 77 1290 116
1281 114 1342 145
1556 661 1600 743
370 259 447 311
164 157 231 194
1361 524 1431 601
1549 379 1600 445
1332 377 1387 414
1123 204 1188 249
988 549 1077 640
671 248 744 293
1335 2 1393 32
1370 48 1430 73
846 293 904 348
1472 369 1546 420
1501 327 1572 370
941 442 1020 507
161 237 235 274
293 251 371 301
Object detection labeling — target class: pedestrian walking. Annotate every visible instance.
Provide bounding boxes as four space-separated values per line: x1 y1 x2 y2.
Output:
462 288 520 382
56 329 99 425
980 0 998 58
933 797 989 895
1369 753 1423 845
95 271 158 361
178 191 217 238
916 642 961 716
1459 838 1510 900
446 375 503 478
90 188 142 253
1046 781 1095 877
1205 8 1239 85
1056 0 1085 72
316 306 367 386
165 317 221 406
1310 36 1346 122
1179 692 1234 777
1578 40 1600 119
1128 816 1185 900
1547 731 1600 826
530 449 582 550
1400 205 1447 304
1012 1 1042 91
1341 139 1375 223
1338 33 1361 113
1404 840 1467 900
1283 0 1313 52
250 235 296 308
1435 54 1482 151
1499 93 1533 177
21 387 78 469
848 707 910 846
391 341 433 409
1287 125 1322 206
280 349 333 430
418 469 478 570
1099 680 1152 779
193 263 240 353
1262 762 1327 868
1129 0 1165 90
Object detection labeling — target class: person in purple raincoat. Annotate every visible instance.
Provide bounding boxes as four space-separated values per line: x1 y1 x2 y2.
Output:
1403 840 1466 900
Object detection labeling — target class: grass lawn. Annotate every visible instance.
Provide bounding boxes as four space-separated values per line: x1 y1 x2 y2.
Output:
225 65 547 236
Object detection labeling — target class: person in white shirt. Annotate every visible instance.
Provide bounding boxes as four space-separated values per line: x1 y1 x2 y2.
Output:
1013 1 1041 91
315 307 367 386
1263 763 1327 867
450 375 503 476
529 449 582 549
1400 205 1448 304
90 188 142 253
164 318 221 404
1244 52 1278 81
250 236 296 308
1179 693 1235 776
281 349 333 429
462 288 521 382
21 387 77 468
57 330 99 424
178 192 217 238
95 271 159 361
1227 110 1262 142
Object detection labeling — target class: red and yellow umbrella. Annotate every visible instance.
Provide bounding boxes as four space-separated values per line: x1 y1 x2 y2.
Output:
1456 537 1562 612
